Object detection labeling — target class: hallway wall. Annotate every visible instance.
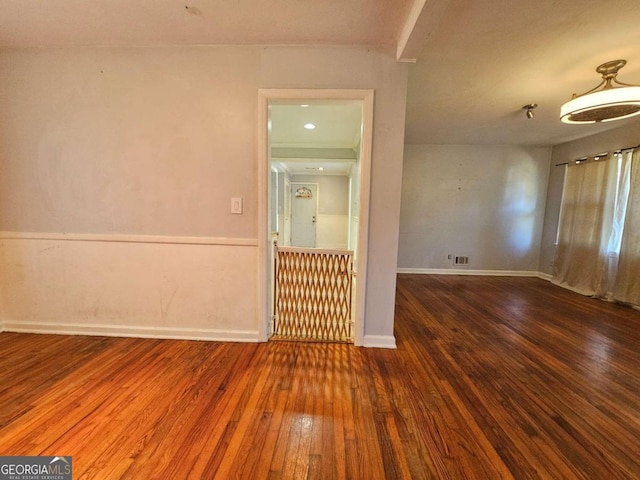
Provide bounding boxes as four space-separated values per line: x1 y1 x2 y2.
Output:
0 45 408 346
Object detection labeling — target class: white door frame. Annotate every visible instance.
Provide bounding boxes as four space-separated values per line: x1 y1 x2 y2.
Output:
283 177 291 246
257 88 374 346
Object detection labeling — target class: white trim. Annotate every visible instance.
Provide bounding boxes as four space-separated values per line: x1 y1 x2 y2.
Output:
258 90 270 342
363 335 397 349
272 157 356 163
272 143 357 150
396 0 427 62
277 245 353 256
396 0 450 63
397 267 554 281
0 231 258 247
258 89 374 347
397 268 545 277
354 90 374 347
2 322 259 343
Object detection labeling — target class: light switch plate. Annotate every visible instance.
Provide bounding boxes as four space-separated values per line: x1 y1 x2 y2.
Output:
231 197 243 214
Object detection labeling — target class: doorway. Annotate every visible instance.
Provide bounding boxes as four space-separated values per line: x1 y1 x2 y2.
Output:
258 89 374 346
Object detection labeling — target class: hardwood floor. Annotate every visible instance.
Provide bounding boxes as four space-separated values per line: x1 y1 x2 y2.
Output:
1 275 639 479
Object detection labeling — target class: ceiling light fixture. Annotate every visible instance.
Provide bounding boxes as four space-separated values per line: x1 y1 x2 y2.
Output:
560 60 640 124
304 123 316 130
522 103 537 119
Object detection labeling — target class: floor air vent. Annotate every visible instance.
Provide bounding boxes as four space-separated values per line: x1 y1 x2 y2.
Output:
454 256 469 265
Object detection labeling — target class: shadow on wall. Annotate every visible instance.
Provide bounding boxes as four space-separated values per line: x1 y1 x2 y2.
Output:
501 155 539 254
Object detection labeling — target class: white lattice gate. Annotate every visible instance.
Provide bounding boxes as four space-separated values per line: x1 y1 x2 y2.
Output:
272 244 354 342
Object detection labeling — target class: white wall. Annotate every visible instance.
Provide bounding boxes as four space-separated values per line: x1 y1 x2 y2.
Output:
0 47 259 238
398 144 551 272
0 235 257 340
539 121 640 274
0 45 408 344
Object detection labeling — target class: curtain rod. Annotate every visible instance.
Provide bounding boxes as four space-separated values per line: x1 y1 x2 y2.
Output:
555 143 640 167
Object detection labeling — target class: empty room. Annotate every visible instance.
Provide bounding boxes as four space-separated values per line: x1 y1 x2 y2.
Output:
1 1 639 479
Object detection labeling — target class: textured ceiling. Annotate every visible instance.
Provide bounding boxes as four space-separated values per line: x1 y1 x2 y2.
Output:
2 0 640 147
405 0 640 146
0 0 413 47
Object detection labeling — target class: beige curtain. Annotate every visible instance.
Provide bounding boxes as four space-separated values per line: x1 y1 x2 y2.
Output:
554 148 640 308
552 157 615 295
613 149 640 307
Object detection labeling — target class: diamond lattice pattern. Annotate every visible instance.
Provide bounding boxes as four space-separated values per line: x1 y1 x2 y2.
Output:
274 247 353 342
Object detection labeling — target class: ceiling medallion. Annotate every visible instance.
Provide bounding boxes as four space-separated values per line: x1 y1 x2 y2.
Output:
560 59 640 124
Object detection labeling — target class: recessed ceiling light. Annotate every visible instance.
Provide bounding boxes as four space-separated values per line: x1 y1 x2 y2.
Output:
300 104 309 108
304 123 316 130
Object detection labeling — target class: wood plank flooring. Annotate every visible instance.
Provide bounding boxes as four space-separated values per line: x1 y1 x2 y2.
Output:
1 275 639 479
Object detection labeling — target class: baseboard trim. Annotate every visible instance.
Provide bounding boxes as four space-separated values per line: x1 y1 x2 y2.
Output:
363 334 396 349
2 321 260 343
0 231 258 247
398 268 549 278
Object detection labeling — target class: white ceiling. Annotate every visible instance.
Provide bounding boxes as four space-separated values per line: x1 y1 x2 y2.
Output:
270 103 362 149
405 0 640 146
270 103 361 176
0 0 412 47
2 0 640 147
